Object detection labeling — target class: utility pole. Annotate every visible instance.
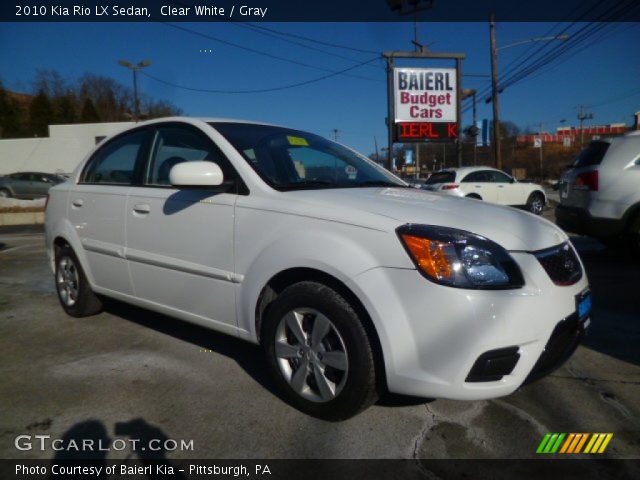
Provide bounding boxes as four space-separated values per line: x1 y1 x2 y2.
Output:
118 59 152 122
472 90 478 166
332 129 339 142
538 122 544 176
577 106 594 146
374 136 380 164
489 14 502 170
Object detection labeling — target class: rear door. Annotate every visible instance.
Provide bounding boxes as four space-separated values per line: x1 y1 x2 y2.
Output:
68 127 152 295
125 123 243 331
489 170 522 205
460 170 499 202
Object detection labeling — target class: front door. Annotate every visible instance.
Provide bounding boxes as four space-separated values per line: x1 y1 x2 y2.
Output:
125 124 242 330
490 170 521 205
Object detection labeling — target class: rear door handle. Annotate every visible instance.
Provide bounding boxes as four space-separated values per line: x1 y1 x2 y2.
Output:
133 203 151 214
498 185 504 188
72 199 84 208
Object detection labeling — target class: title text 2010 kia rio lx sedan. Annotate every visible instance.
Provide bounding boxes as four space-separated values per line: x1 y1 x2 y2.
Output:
45 118 591 420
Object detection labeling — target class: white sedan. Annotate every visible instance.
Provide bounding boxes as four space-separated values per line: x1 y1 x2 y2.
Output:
423 167 547 215
45 118 588 420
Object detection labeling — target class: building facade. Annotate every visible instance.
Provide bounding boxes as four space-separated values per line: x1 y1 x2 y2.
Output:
0 122 134 175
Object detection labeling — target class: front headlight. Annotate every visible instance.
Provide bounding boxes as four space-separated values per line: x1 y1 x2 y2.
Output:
397 224 524 289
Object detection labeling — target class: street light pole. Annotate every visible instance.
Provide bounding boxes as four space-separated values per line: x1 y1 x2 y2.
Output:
118 59 152 122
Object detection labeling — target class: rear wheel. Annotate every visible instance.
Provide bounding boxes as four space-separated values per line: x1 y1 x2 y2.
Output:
262 281 377 420
526 192 545 215
465 193 482 200
55 245 103 317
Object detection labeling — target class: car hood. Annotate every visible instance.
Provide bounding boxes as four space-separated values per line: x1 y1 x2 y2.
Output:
286 187 566 251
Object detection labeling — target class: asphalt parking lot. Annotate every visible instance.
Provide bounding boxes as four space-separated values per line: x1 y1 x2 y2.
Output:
0 213 638 462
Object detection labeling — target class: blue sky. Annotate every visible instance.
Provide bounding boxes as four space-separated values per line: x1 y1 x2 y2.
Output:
0 21 638 155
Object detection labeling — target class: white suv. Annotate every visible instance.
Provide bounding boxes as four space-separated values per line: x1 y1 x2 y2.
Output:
45 118 590 420
422 167 547 215
557 132 640 256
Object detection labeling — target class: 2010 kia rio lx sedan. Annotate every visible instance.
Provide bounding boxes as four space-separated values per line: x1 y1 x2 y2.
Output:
45 117 591 420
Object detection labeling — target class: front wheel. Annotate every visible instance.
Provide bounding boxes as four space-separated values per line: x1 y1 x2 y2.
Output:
55 245 103 317
526 192 545 215
262 281 378 421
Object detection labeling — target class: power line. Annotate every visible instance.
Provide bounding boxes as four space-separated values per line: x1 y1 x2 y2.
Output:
141 56 380 94
162 22 381 83
462 3 638 115
500 3 637 90
461 0 637 112
231 22 383 72
242 23 380 55
588 87 640 108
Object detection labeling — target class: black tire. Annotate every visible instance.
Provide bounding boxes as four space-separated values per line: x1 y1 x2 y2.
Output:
465 193 482 200
262 281 378 421
55 245 103 317
526 191 545 215
0 188 11 198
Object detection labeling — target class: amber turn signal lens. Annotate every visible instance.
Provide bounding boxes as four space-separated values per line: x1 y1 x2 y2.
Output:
401 234 453 280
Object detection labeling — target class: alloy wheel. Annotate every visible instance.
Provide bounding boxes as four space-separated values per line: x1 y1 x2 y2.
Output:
56 256 79 307
530 197 544 215
274 308 348 403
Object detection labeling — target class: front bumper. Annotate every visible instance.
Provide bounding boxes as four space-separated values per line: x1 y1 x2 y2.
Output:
347 251 589 400
555 204 624 238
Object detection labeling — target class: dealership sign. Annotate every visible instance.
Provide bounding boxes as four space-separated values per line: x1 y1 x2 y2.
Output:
393 67 458 142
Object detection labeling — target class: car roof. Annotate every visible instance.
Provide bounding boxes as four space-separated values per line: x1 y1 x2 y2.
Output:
134 116 283 129
435 166 503 176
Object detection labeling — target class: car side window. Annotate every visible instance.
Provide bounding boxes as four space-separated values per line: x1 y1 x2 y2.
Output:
145 126 237 186
462 171 480 182
490 171 512 183
462 171 491 182
82 130 148 185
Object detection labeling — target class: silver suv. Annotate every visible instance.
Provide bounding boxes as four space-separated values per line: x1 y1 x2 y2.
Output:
556 131 640 255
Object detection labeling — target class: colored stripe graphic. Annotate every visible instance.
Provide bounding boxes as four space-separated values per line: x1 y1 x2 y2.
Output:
537 433 613 454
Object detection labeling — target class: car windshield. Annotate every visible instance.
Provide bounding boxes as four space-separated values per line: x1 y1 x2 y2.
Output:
211 122 406 190
425 171 456 184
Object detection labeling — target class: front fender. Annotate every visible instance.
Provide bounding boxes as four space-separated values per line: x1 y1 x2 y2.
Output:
235 224 411 341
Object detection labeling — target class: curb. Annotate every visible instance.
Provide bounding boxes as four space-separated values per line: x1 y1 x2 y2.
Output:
0 211 45 226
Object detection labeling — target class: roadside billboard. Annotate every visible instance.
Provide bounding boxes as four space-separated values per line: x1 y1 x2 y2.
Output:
393 67 458 142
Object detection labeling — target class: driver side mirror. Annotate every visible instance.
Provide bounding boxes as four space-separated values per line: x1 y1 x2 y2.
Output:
169 161 224 187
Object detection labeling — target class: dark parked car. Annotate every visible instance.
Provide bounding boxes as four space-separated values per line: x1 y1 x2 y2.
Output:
0 172 66 199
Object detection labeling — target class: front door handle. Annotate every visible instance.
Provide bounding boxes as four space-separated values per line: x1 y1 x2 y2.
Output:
72 199 84 208
498 185 505 188
133 203 151 214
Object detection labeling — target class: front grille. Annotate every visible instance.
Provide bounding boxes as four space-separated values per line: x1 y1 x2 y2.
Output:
534 242 582 286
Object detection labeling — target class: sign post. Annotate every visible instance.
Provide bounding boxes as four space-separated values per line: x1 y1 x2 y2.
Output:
383 51 465 172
